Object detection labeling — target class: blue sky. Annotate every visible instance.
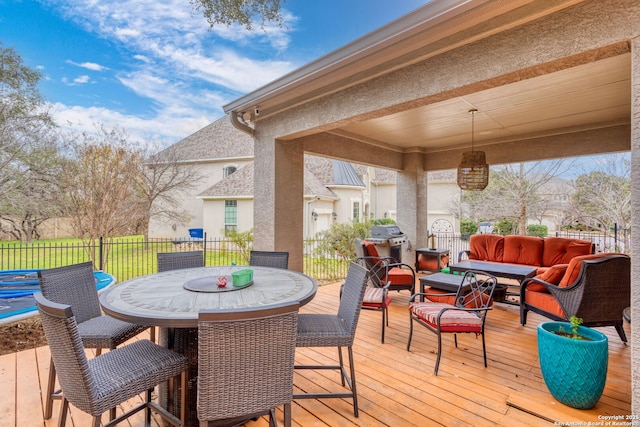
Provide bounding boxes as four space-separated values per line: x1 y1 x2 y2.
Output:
1 0 427 145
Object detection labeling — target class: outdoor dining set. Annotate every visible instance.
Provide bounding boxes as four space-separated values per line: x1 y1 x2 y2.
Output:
34 234 630 427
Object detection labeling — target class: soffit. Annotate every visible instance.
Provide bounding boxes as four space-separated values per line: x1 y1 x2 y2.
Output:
331 53 630 153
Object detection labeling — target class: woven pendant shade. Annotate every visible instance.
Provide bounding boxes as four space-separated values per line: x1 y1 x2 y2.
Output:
456 108 489 191
457 151 489 190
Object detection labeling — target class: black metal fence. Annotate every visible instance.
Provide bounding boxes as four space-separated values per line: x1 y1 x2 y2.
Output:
0 236 351 283
0 230 620 284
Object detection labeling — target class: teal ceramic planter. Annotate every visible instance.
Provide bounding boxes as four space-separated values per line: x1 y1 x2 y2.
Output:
537 322 608 409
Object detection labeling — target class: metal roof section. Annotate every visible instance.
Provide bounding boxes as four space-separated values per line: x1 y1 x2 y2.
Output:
332 160 365 187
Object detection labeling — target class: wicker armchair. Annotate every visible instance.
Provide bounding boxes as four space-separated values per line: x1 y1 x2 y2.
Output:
38 262 151 420
157 251 204 272
249 250 289 269
520 254 630 342
354 238 391 343
294 262 369 417
197 302 299 427
35 292 188 427
407 270 498 375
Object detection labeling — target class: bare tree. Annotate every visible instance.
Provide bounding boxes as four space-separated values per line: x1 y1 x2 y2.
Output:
461 160 571 234
191 0 285 30
138 143 203 241
570 154 630 230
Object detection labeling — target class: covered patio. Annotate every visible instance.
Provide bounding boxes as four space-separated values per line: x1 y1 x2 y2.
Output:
1 280 631 426
223 0 639 411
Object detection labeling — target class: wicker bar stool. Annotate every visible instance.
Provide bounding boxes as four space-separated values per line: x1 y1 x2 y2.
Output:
197 302 299 426
157 251 205 272
38 262 152 420
35 292 188 427
249 250 289 269
293 262 369 417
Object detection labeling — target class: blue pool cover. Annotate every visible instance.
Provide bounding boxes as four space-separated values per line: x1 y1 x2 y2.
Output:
0 269 115 323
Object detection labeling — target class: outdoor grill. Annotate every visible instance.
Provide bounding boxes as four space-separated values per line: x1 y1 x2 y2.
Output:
366 225 407 261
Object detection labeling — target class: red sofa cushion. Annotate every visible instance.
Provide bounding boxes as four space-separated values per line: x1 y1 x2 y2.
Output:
469 234 504 262
503 236 544 266
541 237 593 267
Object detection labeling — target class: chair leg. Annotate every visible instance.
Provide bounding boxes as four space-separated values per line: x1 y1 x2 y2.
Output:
347 346 359 418
381 308 386 344
58 397 69 427
337 346 346 387
406 317 414 351
45 357 58 419
283 402 292 427
520 305 528 326
482 333 488 367
146 389 152 425
615 324 628 342
149 326 156 343
434 332 443 376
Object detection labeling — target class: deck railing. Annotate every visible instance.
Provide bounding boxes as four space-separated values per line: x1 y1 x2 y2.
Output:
0 230 617 283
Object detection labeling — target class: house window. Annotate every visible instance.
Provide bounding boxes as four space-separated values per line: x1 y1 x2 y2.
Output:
224 200 237 235
352 201 360 223
223 166 237 178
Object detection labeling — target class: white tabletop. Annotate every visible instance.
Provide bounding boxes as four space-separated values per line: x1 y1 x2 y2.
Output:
100 266 317 328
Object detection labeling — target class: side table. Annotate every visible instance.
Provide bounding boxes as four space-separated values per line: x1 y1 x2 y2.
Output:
415 248 450 273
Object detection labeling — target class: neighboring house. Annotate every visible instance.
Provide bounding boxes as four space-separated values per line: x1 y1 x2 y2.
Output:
148 117 460 240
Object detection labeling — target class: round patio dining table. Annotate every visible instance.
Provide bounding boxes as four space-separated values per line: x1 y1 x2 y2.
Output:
99 265 318 427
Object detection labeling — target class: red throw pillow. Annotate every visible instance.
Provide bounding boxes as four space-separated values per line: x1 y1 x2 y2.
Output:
527 264 568 293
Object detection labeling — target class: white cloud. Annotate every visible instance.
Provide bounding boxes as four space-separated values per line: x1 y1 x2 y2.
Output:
66 60 107 71
73 75 91 84
50 101 217 146
42 1 303 141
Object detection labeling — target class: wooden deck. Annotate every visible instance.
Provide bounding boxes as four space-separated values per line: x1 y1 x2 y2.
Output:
0 279 631 427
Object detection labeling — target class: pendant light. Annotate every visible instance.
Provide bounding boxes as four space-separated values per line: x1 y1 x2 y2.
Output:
457 108 489 191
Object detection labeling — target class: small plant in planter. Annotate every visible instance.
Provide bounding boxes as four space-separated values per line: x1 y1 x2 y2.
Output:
554 316 586 340
537 317 608 409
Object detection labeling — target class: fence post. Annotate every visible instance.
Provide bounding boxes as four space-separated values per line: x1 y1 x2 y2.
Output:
99 236 104 271
203 232 207 266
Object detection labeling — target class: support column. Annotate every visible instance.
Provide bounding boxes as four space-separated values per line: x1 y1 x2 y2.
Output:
253 130 305 272
630 36 640 414
396 154 428 266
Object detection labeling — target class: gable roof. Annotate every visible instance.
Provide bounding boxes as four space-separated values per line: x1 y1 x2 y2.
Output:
198 162 337 199
156 116 253 163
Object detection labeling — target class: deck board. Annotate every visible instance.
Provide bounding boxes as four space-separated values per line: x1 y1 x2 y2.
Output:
3 278 631 427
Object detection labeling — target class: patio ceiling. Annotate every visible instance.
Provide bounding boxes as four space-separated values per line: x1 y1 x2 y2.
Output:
330 53 630 154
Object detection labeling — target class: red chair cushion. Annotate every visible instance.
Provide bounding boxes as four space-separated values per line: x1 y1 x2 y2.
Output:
409 302 483 333
387 267 414 285
558 253 628 288
363 240 380 258
362 287 391 308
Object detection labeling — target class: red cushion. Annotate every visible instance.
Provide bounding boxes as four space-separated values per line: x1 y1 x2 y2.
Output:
363 240 380 258
524 290 566 318
417 254 450 271
542 237 593 267
558 253 628 288
503 236 544 266
410 302 483 333
469 234 504 262
387 267 414 285
527 264 569 292
362 287 391 308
